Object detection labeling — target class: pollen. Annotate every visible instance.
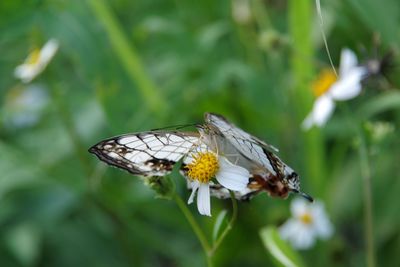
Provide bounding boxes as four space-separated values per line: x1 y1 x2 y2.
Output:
312 69 337 97
299 212 313 225
186 152 219 184
26 49 41 65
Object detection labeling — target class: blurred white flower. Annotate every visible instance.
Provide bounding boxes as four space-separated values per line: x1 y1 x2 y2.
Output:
185 146 250 216
232 0 252 24
14 39 59 83
3 85 49 129
279 198 333 250
302 49 368 130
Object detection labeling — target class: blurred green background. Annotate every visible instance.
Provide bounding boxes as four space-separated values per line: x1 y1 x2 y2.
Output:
1 0 400 266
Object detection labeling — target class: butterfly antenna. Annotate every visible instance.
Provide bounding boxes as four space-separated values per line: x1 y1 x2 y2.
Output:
291 189 314 202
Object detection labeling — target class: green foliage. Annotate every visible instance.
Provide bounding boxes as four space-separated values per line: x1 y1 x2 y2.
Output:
212 210 228 243
1 0 400 266
260 226 305 267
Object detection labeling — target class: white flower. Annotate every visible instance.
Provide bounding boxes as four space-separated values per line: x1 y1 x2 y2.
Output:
3 85 50 129
14 39 59 83
302 49 368 130
185 149 250 216
232 0 252 24
279 198 333 250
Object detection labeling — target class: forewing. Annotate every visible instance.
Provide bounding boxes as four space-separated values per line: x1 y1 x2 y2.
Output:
205 113 278 151
89 131 200 176
204 113 279 175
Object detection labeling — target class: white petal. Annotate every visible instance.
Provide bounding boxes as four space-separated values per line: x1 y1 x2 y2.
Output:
314 217 334 239
301 112 314 131
14 65 42 83
279 219 300 240
187 180 200 204
290 225 316 250
329 67 367 100
39 39 59 64
310 201 326 218
215 157 250 191
311 202 334 239
301 95 335 129
197 183 211 216
291 198 309 218
279 220 316 250
339 48 358 77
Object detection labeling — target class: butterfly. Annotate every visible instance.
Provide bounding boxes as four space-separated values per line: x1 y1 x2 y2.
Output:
89 113 313 202
201 113 313 202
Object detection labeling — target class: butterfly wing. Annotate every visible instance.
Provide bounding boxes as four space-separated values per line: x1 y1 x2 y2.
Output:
89 131 200 176
205 113 279 151
204 113 310 200
204 112 282 176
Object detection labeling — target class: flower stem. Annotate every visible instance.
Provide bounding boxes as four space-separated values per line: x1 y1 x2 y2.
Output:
357 131 376 267
172 193 213 267
209 191 238 256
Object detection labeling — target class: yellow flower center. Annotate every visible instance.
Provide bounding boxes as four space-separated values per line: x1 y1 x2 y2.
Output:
312 69 337 97
186 152 219 183
299 212 313 225
26 49 41 65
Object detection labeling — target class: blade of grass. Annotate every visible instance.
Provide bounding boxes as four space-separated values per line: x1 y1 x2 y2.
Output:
288 0 325 193
357 131 376 267
87 0 165 114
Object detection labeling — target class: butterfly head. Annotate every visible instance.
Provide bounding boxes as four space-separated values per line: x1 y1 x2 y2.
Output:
286 171 314 202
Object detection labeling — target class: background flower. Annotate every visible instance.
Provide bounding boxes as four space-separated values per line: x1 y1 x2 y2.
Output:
279 198 333 250
302 49 368 130
2 85 49 129
14 39 59 83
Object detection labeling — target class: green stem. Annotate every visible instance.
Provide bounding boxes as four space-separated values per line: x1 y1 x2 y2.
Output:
288 0 325 193
357 131 376 267
343 104 376 267
173 194 213 267
209 191 237 256
87 0 165 114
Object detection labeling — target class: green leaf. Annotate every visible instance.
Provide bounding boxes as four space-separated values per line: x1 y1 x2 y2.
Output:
259 226 305 267
212 209 228 242
358 91 400 119
346 0 400 44
0 141 46 200
5 223 41 267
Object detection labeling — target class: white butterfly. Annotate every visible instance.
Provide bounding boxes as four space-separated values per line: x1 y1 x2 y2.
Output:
89 113 312 201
